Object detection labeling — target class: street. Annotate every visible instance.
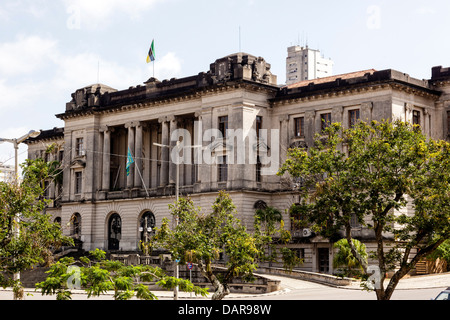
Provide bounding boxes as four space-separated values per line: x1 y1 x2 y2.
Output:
0 273 447 301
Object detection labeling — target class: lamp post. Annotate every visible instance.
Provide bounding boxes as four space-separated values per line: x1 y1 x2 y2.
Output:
0 129 40 298
0 130 41 181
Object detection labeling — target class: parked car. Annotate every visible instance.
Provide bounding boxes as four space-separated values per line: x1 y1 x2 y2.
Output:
433 287 450 300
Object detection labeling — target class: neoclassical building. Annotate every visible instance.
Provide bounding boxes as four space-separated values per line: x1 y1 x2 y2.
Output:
25 52 450 274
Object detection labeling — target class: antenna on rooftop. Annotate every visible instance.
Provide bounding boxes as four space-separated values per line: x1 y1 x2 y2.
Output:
239 26 242 52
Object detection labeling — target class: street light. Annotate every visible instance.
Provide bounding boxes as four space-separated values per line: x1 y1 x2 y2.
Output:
0 130 41 181
0 129 40 298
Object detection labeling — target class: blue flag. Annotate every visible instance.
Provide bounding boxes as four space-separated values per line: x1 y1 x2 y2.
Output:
126 147 134 176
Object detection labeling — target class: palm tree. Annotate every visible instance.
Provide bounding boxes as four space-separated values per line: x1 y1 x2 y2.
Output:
333 238 367 277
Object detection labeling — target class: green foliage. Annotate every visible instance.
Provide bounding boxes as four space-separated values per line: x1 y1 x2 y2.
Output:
280 248 303 272
0 158 73 299
36 249 208 300
279 119 450 300
427 239 450 266
333 238 367 277
155 191 267 300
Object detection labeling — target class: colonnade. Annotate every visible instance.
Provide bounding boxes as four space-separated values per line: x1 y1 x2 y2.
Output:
99 115 199 193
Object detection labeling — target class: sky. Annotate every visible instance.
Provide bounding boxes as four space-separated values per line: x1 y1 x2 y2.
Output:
1 0 450 167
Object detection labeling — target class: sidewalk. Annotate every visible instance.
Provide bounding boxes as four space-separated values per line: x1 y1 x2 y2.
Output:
263 271 450 291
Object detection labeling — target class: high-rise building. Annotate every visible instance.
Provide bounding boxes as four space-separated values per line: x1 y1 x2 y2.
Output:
286 45 333 85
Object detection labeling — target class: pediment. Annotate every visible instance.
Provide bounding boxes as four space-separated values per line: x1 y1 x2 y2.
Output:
70 158 86 169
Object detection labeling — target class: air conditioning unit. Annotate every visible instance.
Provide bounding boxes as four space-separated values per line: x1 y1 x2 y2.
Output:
302 228 312 237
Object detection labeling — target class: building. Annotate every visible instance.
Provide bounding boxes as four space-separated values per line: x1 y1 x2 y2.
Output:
286 45 334 85
25 51 450 274
0 162 15 183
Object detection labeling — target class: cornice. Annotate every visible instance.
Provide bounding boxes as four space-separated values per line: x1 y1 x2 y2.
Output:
56 80 278 120
271 81 440 107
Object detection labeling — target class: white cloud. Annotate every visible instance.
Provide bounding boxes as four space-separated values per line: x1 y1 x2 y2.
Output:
415 7 436 15
154 52 183 80
0 33 184 99
0 35 57 76
0 126 30 165
0 79 46 113
63 0 165 29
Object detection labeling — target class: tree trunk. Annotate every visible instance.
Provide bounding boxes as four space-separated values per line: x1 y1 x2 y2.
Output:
198 261 230 300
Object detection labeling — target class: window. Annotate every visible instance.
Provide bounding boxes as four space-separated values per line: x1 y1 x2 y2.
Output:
44 180 50 199
75 171 82 194
350 213 361 228
218 156 227 182
256 116 263 139
256 116 263 183
413 110 421 126
54 217 62 226
320 113 332 132
218 116 228 138
108 213 122 251
70 213 81 237
76 138 84 156
293 248 305 261
294 117 305 137
140 211 156 243
349 109 360 128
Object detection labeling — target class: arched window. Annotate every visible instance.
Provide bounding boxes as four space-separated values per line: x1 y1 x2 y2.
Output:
108 213 122 251
254 200 267 210
54 217 62 227
70 213 81 238
140 211 156 243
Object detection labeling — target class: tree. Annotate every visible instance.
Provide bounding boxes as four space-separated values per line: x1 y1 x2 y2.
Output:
0 158 73 299
333 238 367 277
253 206 298 270
36 248 208 300
155 191 264 300
278 119 450 300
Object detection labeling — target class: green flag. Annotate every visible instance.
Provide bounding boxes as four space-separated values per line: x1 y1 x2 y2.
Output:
126 147 134 176
146 39 155 63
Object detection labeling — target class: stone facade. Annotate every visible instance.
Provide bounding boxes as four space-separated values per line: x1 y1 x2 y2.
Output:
25 52 450 274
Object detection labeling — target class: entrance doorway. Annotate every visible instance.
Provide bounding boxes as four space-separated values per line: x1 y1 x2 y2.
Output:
318 248 330 273
108 213 122 250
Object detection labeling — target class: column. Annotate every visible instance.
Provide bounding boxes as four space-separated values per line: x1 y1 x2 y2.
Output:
305 110 316 148
101 126 113 191
168 115 177 185
134 122 143 188
361 102 373 122
125 122 135 189
279 115 289 164
62 130 72 202
193 114 202 184
159 117 169 186
150 124 158 188
424 108 430 138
